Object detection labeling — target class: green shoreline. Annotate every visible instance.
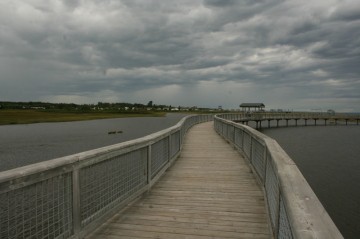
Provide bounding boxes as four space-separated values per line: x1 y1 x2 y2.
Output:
0 109 167 125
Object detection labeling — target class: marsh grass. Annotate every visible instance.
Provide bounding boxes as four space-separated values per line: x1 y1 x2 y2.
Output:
0 110 165 125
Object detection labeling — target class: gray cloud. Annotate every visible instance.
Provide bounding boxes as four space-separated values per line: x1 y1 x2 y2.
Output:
0 0 359 111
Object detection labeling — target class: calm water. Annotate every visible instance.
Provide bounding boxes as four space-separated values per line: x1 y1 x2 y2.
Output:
261 126 360 239
0 113 187 172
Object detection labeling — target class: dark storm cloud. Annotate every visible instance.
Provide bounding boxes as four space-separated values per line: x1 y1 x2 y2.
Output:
203 0 238 7
0 0 359 111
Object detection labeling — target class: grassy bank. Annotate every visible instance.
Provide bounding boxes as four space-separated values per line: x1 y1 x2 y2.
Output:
0 110 166 125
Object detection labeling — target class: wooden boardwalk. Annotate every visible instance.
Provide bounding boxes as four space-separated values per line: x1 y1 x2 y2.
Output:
87 122 271 239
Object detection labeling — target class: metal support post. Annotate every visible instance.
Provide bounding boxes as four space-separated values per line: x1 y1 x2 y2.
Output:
72 169 81 238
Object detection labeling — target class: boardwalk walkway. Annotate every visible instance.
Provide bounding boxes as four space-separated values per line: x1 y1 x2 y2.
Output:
87 122 270 238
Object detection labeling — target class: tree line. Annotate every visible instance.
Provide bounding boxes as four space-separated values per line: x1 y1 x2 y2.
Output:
0 101 188 112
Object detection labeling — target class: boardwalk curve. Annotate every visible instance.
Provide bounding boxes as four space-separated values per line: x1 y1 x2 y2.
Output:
87 122 270 239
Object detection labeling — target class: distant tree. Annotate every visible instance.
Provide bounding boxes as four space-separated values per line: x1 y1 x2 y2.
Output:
147 101 153 107
134 103 145 109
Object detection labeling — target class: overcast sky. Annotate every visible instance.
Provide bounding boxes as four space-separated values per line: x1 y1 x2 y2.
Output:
1 0 360 111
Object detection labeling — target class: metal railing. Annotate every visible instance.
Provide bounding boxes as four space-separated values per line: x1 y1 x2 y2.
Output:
0 114 213 239
214 114 343 239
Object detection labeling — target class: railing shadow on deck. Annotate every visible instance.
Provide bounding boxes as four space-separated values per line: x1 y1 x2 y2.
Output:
0 114 213 239
214 114 344 239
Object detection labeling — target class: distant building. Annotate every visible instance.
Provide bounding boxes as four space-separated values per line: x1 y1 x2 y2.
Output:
240 103 265 112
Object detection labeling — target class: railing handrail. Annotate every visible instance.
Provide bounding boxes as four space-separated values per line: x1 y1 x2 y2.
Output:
0 115 187 184
214 114 343 239
0 114 213 239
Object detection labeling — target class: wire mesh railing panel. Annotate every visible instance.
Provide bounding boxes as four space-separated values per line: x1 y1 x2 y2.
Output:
226 125 234 142
151 137 169 179
170 131 180 158
0 174 73 239
223 124 228 140
79 148 147 227
180 127 186 144
214 120 218 132
265 155 280 231
183 117 194 133
216 121 222 135
221 122 226 136
214 120 221 133
243 132 252 159
251 139 266 181
278 195 293 239
234 127 243 149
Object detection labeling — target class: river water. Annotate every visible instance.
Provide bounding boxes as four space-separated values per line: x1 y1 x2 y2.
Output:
0 113 187 172
261 126 360 239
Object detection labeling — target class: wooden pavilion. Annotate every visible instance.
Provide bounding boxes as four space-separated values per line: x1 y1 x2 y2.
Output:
240 103 265 112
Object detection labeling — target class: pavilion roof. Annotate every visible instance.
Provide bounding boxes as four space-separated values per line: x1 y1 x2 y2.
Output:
240 103 265 107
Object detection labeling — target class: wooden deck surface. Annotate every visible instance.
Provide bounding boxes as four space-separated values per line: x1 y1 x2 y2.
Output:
87 122 271 238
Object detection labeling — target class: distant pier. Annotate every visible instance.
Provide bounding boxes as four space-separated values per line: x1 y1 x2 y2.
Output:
232 112 360 129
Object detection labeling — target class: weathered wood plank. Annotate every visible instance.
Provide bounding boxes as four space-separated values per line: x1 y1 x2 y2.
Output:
117 214 269 230
121 207 268 223
99 223 269 238
86 122 271 239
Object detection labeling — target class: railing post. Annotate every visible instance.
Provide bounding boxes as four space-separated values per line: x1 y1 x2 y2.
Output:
262 146 267 187
72 169 81 238
249 136 253 163
232 125 235 144
180 128 183 149
241 128 245 151
168 134 172 162
147 145 152 187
